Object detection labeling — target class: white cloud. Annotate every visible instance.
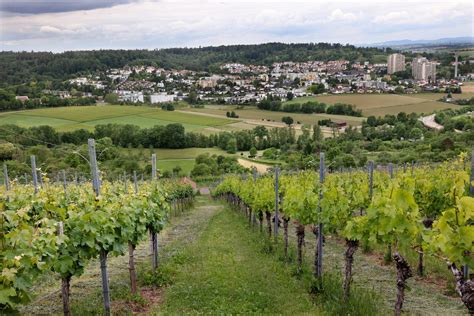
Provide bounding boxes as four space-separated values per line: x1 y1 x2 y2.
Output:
0 0 472 51
40 26 63 34
327 9 358 22
372 11 410 24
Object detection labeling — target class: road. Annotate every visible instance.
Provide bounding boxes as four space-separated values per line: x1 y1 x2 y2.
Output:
237 158 271 173
419 114 443 130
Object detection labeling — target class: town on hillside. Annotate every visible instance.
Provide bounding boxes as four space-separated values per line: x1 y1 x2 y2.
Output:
14 53 473 106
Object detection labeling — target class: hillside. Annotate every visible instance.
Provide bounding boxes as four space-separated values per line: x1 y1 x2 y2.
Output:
0 43 392 85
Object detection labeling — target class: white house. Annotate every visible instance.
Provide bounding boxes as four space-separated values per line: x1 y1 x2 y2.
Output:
150 94 175 103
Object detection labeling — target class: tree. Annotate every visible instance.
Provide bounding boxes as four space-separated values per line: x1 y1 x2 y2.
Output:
161 124 186 148
282 116 294 126
409 128 423 140
249 147 257 158
190 163 212 177
172 165 182 176
226 138 237 154
187 89 199 104
394 86 405 94
286 91 294 100
312 124 323 142
308 83 325 94
0 142 17 160
104 93 119 104
253 125 268 138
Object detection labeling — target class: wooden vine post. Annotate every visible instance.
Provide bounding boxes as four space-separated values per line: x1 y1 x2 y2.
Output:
128 170 139 294
57 221 72 316
274 166 279 243
3 164 10 191
133 170 138 194
465 148 474 280
151 154 159 271
386 163 394 263
30 155 39 194
316 153 325 279
88 139 111 316
369 160 374 200
281 195 290 261
252 168 257 226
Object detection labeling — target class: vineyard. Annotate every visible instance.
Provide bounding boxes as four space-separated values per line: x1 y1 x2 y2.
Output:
1 139 474 315
0 139 194 315
213 153 474 315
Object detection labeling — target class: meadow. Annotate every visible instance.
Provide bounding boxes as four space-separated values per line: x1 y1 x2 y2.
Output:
0 105 235 132
0 94 466 135
183 105 365 126
124 147 230 175
286 93 461 117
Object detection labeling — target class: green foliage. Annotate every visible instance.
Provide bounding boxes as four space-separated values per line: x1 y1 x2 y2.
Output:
307 83 326 94
249 147 257 158
0 178 193 312
0 43 390 87
281 116 294 126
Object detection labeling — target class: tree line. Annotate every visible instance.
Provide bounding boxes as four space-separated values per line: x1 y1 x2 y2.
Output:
0 88 95 111
257 95 362 117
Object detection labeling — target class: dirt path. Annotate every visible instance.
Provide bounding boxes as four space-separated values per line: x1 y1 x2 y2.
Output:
237 158 271 173
419 114 444 130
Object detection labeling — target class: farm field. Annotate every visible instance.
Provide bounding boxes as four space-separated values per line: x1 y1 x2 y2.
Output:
124 147 231 175
182 105 365 126
0 105 235 132
302 93 461 116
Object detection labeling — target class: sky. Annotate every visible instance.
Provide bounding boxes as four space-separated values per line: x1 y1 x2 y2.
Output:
0 0 472 52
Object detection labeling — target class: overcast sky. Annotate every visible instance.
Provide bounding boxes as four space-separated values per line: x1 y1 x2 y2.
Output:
0 0 472 52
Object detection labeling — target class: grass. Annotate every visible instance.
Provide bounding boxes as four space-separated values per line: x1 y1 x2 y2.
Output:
184 105 365 126
284 93 461 117
283 219 466 315
21 197 206 315
157 206 322 314
122 147 230 175
0 105 235 132
20 196 464 315
156 159 195 175
312 94 460 116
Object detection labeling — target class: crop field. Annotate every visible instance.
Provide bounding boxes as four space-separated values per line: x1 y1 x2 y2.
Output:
287 93 460 116
0 105 235 132
183 105 365 126
123 147 231 175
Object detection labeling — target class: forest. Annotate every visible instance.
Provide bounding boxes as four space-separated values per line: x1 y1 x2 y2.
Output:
1 43 401 86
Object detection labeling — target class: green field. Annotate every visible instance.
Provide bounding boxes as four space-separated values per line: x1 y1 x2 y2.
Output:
0 105 235 132
0 93 467 134
124 147 230 175
183 106 365 126
289 93 461 117
285 93 462 117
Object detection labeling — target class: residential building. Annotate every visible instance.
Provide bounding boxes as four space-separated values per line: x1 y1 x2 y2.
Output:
150 93 175 103
15 96 29 102
387 53 405 74
412 57 436 81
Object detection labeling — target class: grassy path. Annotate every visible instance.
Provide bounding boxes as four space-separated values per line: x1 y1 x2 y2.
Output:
155 198 320 314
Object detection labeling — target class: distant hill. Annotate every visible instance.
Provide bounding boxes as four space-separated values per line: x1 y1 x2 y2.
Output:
0 43 391 86
368 37 474 48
